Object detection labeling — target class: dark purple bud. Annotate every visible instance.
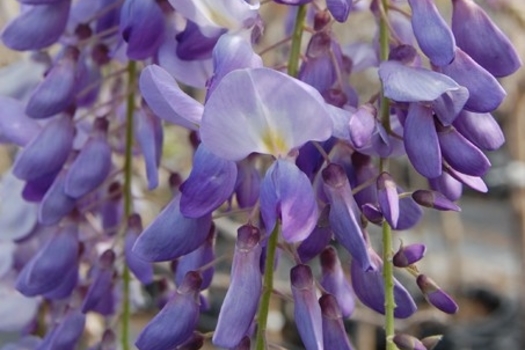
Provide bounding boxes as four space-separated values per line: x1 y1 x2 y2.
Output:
453 110 504 151
404 103 442 178
291 264 323 350
319 294 354 350
175 225 215 290
135 106 163 190
125 214 154 284
176 21 221 61
428 172 463 201
40 309 85 350
26 47 79 119
407 0 455 66
65 119 112 198
120 0 165 59
438 124 490 177
0 96 41 147
452 0 521 77
235 158 261 208
38 170 76 226
421 335 443 350
13 115 75 181
327 0 352 22
1 0 71 50
322 163 372 271
377 172 399 227
351 251 417 318
16 224 78 296
212 225 262 348
392 333 426 350
412 190 460 211
393 243 427 267
136 271 202 350
260 159 319 243
319 247 355 317
416 274 459 314
132 194 212 262
180 144 237 218
297 206 332 263
81 250 116 313
437 48 506 113
361 203 384 225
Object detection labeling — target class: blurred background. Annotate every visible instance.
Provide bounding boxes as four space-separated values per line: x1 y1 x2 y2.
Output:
1 1 525 349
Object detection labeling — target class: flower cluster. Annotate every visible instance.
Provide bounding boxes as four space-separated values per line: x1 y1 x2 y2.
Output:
0 0 520 349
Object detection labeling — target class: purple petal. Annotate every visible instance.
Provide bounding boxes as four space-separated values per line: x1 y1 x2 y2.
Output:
43 310 85 349
327 0 352 22
82 250 115 313
201 68 332 160
348 104 376 148
431 86 470 126
452 0 522 77
319 294 354 350
139 65 203 129
379 60 466 105
417 274 458 314
446 166 488 193
395 189 424 230
319 247 355 317
437 48 506 113
207 33 263 98
297 206 332 263
393 243 427 267
412 190 461 211
1 0 71 50
291 264 323 350
453 110 504 151
0 96 41 147
322 163 372 271
213 225 262 348
42 263 78 299
0 282 39 332
13 115 75 181
120 0 164 59
132 194 212 262
438 125 490 177
180 144 237 218
407 0 455 66
16 224 78 296
404 103 442 178
38 171 76 226
377 172 399 227
136 272 202 350
428 171 463 201
235 158 261 209
135 107 163 190
125 215 154 284
65 120 112 198
350 253 417 318
176 21 222 61
260 159 318 243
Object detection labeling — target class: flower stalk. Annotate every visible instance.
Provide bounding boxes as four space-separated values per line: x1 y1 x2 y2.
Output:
287 4 307 77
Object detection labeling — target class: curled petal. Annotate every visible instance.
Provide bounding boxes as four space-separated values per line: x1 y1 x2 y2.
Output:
452 0 522 77
139 65 203 129
407 0 455 66
132 194 212 262
1 0 71 50
201 68 332 160
260 160 318 243
393 334 426 350
213 225 262 348
180 144 237 218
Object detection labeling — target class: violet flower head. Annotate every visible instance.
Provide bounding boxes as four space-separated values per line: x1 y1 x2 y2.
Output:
213 225 262 348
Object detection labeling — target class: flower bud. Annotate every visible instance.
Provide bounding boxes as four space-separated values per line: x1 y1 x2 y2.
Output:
361 203 384 225
81 250 116 313
421 335 443 350
392 333 426 350
412 190 460 211
377 172 399 227
393 243 426 267
417 274 459 314
319 247 355 317
319 294 354 350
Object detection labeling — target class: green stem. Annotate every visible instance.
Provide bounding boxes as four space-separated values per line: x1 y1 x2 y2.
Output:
121 60 136 350
287 4 307 77
255 223 280 350
379 1 397 349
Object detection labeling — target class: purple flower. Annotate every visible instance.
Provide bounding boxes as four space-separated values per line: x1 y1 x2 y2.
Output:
319 294 354 350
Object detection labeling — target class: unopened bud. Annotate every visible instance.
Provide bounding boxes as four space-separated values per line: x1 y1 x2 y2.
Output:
417 274 459 314
392 333 426 350
412 190 460 211
393 243 426 267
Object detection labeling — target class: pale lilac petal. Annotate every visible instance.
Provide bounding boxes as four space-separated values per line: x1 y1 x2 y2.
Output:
453 110 504 151
1 0 71 50
343 42 378 72
438 126 490 177
377 172 399 227
407 0 455 66
167 0 259 36
431 86 470 126
139 65 203 129
201 68 332 160
180 144 237 218
213 225 262 348
13 115 75 181
260 159 318 243
0 96 41 147
39 171 76 226
207 33 263 97
452 0 522 77
0 282 39 331
326 105 352 141
437 48 506 113
349 104 375 148
132 194 212 262
379 60 466 104
135 107 163 190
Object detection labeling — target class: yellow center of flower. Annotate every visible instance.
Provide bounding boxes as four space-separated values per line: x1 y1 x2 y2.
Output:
261 128 288 157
